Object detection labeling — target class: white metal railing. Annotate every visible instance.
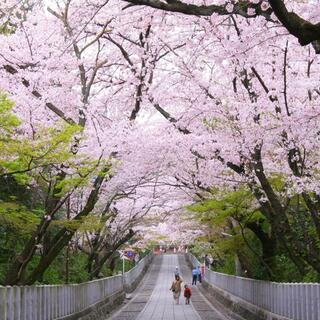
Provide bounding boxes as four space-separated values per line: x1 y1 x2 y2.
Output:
188 253 320 320
0 252 153 320
0 275 123 320
124 253 153 287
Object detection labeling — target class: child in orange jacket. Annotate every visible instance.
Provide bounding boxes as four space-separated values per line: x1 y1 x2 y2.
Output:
183 284 192 304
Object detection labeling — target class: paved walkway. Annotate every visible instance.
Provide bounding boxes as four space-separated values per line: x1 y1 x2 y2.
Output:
108 255 163 320
178 255 244 320
137 254 201 320
107 254 242 320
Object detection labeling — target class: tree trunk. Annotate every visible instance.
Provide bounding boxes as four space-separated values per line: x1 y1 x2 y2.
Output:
4 197 66 285
90 229 134 279
246 221 277 279
252 147 320 274
21 167 109 285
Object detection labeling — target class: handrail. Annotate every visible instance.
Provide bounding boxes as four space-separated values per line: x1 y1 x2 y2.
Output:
0 252 153 320
187 253 320 320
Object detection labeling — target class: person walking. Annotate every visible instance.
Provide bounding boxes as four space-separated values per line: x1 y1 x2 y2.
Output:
192 267 198 285
174 266 179 277
198 266 202 283
170 275 183 304
183 284 192 304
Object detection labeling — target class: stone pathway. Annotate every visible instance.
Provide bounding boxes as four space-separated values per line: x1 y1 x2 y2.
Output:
137 254 201 320
107 254 242 320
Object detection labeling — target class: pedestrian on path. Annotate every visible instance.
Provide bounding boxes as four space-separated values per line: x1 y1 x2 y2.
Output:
174 266 179 277
192 267 198 285
197 266 202 283
170 275 183 304
183 284 192 304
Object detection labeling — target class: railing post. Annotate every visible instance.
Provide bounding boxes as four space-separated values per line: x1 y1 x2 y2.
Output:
42 286 47 320
34 286 38 320
26 286 32 320
287 284 292 318
284 283 289 316
13 286 21 320
37 286 42 320
294 283 299 319
300 284 307 320
58 286 62 318
313 284 320 320
305 283 312 320
0 287 7 320
70 285 75 314
47 285 52 320
53 286 58 319
6 286 13 320
20 286 26 320
66 285 70 315
69 285 73 315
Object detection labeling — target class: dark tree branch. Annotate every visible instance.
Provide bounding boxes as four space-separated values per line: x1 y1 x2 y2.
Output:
122 0 272 19
23 164 111 285
283 41 290 116
3 64 76 125
122 0 320 52
268 0 320 48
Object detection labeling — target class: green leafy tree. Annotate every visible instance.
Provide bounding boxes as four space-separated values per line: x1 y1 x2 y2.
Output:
189 188 280 280
0 93 114 285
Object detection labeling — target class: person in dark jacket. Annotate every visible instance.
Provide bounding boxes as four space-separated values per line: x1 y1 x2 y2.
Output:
198 266 202 283
184 284 192 304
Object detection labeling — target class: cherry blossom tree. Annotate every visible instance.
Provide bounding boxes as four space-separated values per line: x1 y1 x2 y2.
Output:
151 11 320 275
1 0 320 283
107 0 320 275
0 0 163 284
